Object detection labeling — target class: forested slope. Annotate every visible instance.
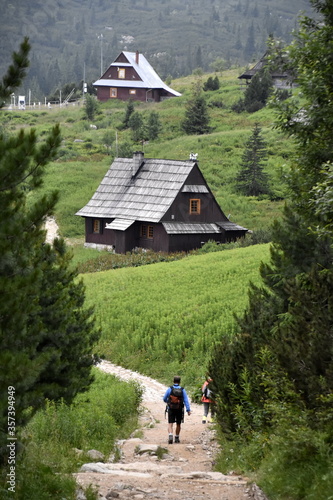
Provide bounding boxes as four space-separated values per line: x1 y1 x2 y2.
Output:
0 0 311 99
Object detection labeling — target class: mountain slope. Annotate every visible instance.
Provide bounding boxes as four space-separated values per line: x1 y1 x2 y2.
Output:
0 0 312 98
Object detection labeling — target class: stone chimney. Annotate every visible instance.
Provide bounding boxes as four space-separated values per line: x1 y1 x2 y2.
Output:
132 151 144 177
135 50 139 65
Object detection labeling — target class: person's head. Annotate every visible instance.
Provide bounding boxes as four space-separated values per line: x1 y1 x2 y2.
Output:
173 376 181 385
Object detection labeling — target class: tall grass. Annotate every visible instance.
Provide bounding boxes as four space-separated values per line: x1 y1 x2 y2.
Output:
82 244 270 386
0 370 143 500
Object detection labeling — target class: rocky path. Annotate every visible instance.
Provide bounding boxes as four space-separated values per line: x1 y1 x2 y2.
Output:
45 216 59 244
75 361 259 500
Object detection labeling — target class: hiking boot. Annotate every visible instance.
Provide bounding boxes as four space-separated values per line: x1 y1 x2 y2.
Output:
202 416 207 424
168 435 173 444
174 436 180 443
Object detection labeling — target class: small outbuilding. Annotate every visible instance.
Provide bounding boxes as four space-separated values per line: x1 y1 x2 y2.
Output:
93 51 181 102
238 52 294 89
75 152 248 254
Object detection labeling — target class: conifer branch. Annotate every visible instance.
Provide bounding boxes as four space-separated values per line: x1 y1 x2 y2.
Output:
0 37 30 107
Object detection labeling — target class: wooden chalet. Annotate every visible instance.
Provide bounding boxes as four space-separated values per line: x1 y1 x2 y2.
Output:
238 52 293 89
75 152 248 254
93 51 181 102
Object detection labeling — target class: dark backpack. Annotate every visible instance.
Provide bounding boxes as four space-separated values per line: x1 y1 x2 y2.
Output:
204 386 213 399
168 386 184 410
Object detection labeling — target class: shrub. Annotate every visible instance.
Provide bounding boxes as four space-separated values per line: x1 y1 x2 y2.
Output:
77 248 188 273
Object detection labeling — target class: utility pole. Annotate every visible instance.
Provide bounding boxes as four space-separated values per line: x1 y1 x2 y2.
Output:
98 34 103 75
83 61 86 95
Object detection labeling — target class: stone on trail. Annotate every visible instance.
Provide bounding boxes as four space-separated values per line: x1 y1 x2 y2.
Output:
79 462 152 477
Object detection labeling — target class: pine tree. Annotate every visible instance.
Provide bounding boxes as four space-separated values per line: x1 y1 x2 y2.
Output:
236 123 270 196
209 0 333 437
123 99 134 128
0 39 100 464
128 111 146 142
244 68 273 112
181 81 210 135
232 68 273 113
146 111 162 140
84 93 98 121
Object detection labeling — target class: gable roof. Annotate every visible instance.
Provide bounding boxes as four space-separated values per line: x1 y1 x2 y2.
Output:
239 51 290 80
76 154 199 223
93 51 181 97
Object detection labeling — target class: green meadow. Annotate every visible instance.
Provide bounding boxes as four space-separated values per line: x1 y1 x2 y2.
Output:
83 244 270 386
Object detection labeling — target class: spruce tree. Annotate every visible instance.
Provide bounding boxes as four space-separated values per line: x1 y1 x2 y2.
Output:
84 93 98 121
182 81 210 135
128 111 146 143
0 39 100 464
146 111 162 140
209 0 333 437
236 123 270 196
123 99 134 128
244 68 273 112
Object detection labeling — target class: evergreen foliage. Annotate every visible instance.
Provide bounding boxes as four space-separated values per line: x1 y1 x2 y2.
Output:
203 76 220 91
0 40 100 465
146 111 162 141
209 4 333 494
235 123 270 196
123 99 135 128
233 68 273 113
0 37 30 106
128 111 146 143
84 93 99 121
181 81 211 135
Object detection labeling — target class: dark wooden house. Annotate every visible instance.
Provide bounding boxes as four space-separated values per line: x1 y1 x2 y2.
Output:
238 52 294 89
75 152 248 254
93 51 181 102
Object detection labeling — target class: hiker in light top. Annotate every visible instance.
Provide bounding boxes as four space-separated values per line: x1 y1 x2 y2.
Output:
163 376 191 444
201 377 215 424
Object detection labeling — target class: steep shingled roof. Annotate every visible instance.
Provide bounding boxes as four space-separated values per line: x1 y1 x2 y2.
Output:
93 51 181 97
75 155 196 222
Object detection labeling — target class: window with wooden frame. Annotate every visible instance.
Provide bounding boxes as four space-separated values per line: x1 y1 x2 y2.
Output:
118 68 125 79
93 219 101 233
129 89 136 95
110 88 117 98
190 198 201 214
140 225 154 239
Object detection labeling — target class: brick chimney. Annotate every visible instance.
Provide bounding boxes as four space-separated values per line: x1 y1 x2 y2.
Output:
135 50 139 65
132 151 144 177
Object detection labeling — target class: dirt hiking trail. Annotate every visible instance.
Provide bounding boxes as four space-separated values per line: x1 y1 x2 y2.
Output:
75 361 264 500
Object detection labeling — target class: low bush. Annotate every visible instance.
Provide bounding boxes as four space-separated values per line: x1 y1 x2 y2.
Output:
215 416 333 500
77 248 188 273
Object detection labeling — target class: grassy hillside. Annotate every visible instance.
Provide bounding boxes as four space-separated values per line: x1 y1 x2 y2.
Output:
4 69 294 251
83 244 270 387
3 70 281 390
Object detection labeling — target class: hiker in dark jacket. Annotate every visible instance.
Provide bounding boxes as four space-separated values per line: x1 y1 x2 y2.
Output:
163 376 191 444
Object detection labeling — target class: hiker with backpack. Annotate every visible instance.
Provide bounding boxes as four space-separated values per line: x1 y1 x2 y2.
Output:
201 377 215 424
163 376 191 444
